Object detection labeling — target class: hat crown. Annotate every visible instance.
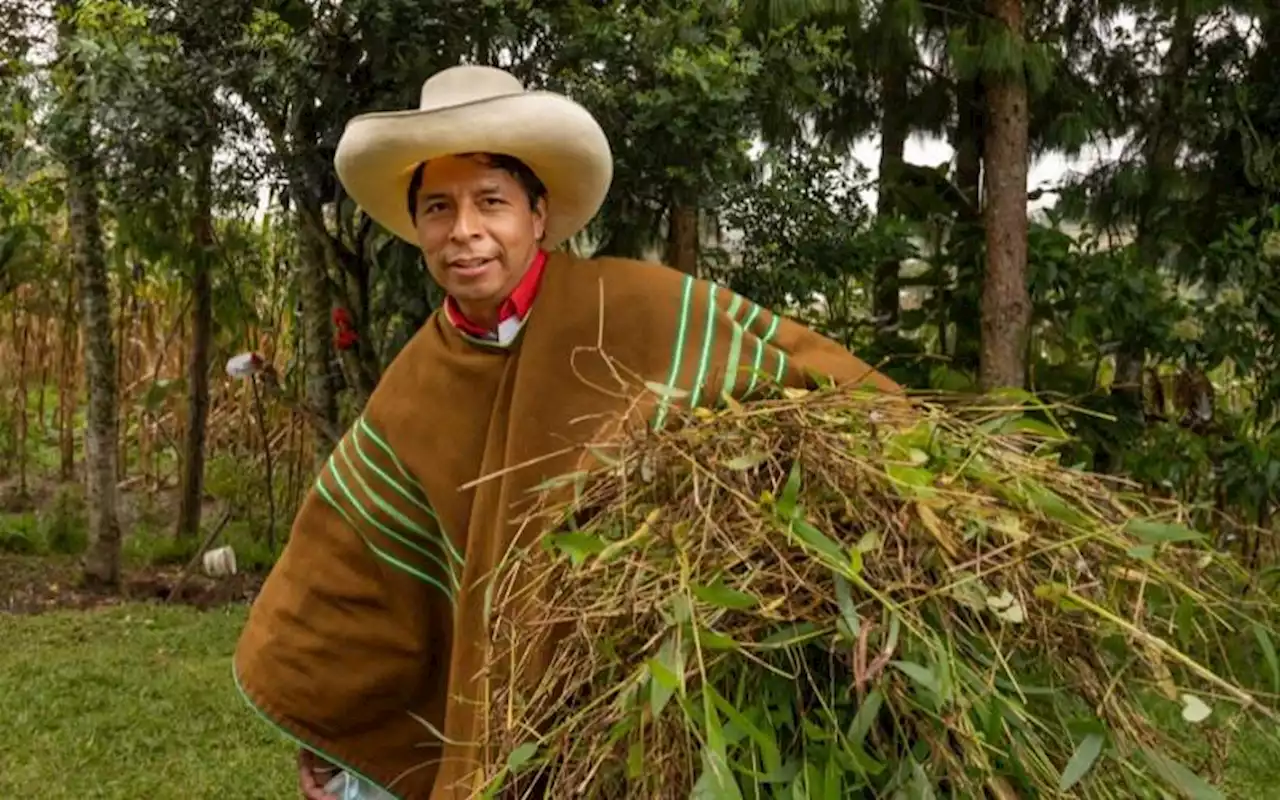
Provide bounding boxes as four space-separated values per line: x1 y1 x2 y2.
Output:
419 65 524 112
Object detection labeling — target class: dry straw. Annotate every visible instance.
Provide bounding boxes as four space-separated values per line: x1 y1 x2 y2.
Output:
476 386 1278 799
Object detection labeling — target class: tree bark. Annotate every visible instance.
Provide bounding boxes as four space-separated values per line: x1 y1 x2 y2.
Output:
14 300 29 497
954 75 983 217
57 5 122 586
978 0 1031 391
175 140 215 538
665 203 699 276
58 283 77 482
299 212 339 470
943 20 985 367
873 11 910 333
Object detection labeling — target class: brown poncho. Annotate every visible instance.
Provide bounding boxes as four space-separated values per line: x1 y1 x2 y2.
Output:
233 251 898 798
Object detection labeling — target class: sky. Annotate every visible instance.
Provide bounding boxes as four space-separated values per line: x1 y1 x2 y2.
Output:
846 133 1130 213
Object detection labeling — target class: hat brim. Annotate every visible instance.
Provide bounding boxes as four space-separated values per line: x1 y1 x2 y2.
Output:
334 92 613 250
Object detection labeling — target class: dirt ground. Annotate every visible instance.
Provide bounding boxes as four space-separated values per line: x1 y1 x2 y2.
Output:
1 472 268 614
0 553 264 614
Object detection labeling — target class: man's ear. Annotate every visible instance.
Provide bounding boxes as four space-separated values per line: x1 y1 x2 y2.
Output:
533 196 548 243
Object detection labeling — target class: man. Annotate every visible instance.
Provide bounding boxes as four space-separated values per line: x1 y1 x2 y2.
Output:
233 65 899 800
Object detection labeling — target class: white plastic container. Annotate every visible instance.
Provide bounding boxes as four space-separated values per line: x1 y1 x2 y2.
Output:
201 545 238 577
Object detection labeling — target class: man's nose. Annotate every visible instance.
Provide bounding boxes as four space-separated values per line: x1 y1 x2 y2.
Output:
449 201 482 241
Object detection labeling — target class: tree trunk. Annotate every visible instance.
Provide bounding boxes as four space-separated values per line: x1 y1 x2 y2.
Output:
665 204 699 276
13 300 29 497
57 44 122 588
175 141 215 538
873 12 910 334
954 76 983 217
978 0 1031 391
58 283 77 482
944 21 985 368
299 212 339 470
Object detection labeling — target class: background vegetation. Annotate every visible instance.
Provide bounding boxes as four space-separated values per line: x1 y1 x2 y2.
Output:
2 0 1279 796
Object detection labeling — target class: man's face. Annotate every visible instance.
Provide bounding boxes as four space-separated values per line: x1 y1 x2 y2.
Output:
413 155 547 324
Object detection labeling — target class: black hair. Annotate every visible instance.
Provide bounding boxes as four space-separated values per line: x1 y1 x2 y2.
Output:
406 153 548 220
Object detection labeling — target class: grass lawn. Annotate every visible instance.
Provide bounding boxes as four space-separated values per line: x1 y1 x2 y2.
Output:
0 603 294 799
4 598 1280 798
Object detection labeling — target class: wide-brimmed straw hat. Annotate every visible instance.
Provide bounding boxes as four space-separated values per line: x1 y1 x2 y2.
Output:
334 65 613 249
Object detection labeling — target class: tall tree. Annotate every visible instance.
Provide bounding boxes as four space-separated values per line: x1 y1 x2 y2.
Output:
978 0 1031 389
872 0 914 332
1108 0 1196 418
151 5 230 539
551 0 839 272
176 133 214 537
51 0 122 587
742 0 939 333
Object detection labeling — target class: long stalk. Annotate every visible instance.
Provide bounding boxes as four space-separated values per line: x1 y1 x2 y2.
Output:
251 373 277 551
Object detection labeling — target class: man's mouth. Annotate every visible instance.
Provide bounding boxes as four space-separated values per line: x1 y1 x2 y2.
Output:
448 258 494 278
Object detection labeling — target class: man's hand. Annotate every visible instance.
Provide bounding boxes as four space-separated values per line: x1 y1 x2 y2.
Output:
298 747 341 800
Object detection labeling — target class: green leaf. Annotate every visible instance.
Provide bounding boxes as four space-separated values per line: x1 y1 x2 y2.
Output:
706 684 782 774
848 544 864 576
987 386 1040 406
778 461 803 520
627 741 644 779
846 688 883 746
1142 749 1224 800
724 451 768 470
1127 544 1156 561
697 627 739 651
694 689 742 800
693 577 759 610
648 634 684 716
978 413 1021 435
834 575 861 638
885 464 937 498
760 758 800 784
999 416 1067 440
790 519 847 566
759 622 820 648
1125 519 1206 545
1022 483 1087 526
948 571 989 611
891 661 940 695
506 742 538 773
691 750 743 800
1253 623 1280 695
670 595 693 625
907 759 938 799
884 612 901 654
1058 732 1105 791
543 532 606 566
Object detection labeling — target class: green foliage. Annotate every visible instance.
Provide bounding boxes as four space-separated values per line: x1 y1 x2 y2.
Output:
0 513 41 555
548 0 845 257
124 521 278 572
708 146 913 352
0 486 87 556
